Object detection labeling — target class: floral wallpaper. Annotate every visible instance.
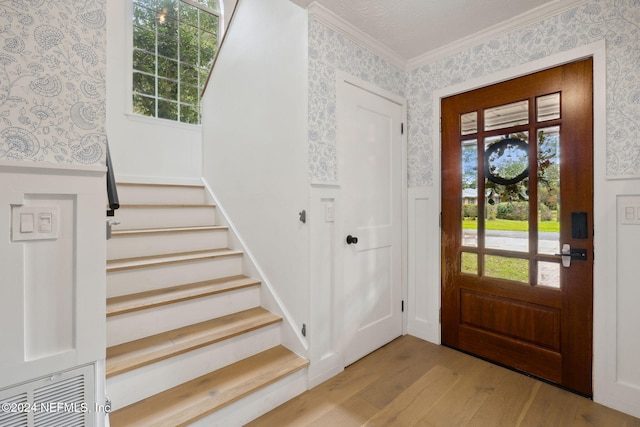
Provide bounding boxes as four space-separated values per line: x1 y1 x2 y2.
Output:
308 17 406 183
407 0 640 186
308 0 640 185
0 0 106 165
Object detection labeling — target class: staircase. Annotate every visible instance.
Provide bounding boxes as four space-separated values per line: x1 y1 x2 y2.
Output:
105 183 308 426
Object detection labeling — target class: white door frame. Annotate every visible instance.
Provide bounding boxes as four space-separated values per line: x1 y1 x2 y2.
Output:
335 71 408 368
429 41 622 410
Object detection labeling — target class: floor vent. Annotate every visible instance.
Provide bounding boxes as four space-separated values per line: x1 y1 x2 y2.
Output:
0 364 95 427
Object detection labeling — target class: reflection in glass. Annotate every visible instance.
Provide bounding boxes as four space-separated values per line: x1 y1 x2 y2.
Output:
485 100 528 131
484 133 529 252
462 140 478 247
538 261 560 288
537 127 560 255
537 93 560 122
485 138 529 185
461 112 478 135
485 255 528 283
461 252 478 275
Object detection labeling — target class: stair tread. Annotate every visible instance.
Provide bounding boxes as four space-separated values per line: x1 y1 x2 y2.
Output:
109 345 308 427
107 248 242 271
107 275 260 317
106 307 281 378
111 225 227 237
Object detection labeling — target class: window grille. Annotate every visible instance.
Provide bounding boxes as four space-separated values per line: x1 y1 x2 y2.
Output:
132 0 220 124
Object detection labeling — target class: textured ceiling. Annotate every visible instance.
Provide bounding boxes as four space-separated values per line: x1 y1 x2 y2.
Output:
291 0 559 61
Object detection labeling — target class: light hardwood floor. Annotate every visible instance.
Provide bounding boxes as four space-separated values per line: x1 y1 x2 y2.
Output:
248 335 640 426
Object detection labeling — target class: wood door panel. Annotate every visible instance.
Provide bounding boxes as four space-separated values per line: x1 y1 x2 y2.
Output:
460 290 561 351
459 277 563 309
458 326 562 384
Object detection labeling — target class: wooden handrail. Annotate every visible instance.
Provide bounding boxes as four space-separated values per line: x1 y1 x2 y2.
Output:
201 0 241 96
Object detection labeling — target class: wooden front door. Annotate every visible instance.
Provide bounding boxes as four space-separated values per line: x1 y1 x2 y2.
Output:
441 58 593 395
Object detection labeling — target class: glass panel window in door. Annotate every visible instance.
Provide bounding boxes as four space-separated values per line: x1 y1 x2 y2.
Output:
485 255 529 283
484 133 530 253
462 139 478 247
537 126 560 255
461 252 478 275
484 100 528 131
461 111 478 135
537 93 560 122
538 261 560 289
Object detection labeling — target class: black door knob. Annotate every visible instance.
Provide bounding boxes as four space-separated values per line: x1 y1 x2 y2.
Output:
346 235 358 245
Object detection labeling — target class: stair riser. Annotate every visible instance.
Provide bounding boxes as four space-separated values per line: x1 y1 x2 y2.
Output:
107 286 261 346
114 206 216 230
107 229 228 260
107 255 243 298
193 368 308 427
116 184 206 205
107 325 281 411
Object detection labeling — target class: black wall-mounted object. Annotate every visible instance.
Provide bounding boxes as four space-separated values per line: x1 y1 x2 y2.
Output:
571 212 588 239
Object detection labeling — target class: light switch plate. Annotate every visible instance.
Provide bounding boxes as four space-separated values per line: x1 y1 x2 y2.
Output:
325 202 335 222
11 205 59 241
619 196 640 226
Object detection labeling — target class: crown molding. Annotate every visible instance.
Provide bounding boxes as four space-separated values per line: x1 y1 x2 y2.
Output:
307 2 407 71
305 0 589 72
407 0 589 70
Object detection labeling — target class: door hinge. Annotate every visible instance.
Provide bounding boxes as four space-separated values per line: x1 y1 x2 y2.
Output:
439 307 442 323
401 300 405 312
439 212 442 228
401 122 404 135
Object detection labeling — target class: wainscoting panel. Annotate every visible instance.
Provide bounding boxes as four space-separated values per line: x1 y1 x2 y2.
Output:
407 186 440 343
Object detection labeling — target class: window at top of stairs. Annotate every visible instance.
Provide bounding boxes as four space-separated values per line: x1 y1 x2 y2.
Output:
131 0 220 125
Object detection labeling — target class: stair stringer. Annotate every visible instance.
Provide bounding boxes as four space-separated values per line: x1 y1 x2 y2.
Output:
200 178 308 360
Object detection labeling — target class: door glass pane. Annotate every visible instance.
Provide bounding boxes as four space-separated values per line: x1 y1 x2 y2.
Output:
485 255 528 283
537 93 560 122
462 139 478 247
461 111 477 135
484 133 529 252
461 252 478 275
484 100 528 131
537 126 560 255
538 261 560 288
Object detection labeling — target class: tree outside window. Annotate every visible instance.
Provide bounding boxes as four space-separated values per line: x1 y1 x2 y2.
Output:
132 0 219 124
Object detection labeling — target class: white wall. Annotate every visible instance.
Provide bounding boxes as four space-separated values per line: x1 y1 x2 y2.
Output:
0 161 107 426
106 1 203 184
201 0 310 352
0 2 107 424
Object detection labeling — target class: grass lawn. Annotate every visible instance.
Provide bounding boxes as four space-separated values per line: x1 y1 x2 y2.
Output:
461 253 529 282
463 218 559 233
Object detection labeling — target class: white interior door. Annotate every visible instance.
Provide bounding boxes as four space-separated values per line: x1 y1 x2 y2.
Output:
338 80 403 366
